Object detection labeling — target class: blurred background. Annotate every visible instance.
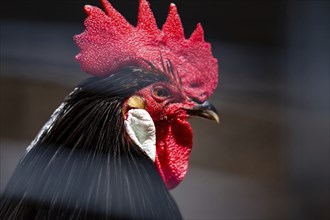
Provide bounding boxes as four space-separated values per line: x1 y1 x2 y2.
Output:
0 0 329 219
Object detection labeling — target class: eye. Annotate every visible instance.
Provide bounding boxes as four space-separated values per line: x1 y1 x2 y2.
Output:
152 86 170 100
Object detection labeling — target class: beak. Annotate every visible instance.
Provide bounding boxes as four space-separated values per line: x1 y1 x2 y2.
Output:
186 101 220 124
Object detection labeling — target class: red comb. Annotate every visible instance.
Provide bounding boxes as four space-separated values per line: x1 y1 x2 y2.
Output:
74 0 218 102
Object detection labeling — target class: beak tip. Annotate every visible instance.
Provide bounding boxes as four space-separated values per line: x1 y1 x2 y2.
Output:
215 116 220 124
209 111 220 124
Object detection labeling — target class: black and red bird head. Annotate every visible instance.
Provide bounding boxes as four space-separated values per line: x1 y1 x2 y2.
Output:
74 0 219 189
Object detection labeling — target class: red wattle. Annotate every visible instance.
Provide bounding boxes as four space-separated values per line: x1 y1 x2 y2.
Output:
154 111 193 189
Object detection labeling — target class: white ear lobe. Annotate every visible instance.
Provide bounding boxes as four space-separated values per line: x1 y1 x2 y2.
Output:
124 109 156 162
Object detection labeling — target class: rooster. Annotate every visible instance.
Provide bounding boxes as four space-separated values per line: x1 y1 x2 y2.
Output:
0 0 219 219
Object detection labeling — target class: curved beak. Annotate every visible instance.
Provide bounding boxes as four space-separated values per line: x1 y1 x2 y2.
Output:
186 101 220 124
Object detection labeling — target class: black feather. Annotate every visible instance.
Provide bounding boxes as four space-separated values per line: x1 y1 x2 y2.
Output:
0 67 182 220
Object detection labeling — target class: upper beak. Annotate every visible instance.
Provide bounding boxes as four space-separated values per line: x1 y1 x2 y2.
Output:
185 100 220 124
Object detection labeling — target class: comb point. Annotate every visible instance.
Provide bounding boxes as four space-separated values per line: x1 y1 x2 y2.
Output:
84 5 95 15
101 0 132 31
137 0 159 35
162 3 185 40
189 23 205 43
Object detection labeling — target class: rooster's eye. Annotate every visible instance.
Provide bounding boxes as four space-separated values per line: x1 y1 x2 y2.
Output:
152 86 170 99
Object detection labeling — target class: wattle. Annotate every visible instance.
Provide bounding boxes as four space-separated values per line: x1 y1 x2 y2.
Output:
154 111 193 189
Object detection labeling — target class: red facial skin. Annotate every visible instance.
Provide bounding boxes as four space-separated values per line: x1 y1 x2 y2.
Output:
135 82 195 189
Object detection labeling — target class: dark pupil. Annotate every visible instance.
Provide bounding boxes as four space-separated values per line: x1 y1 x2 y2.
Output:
155 88 169 97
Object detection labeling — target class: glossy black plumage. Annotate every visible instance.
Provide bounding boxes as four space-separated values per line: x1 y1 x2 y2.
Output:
0 67 182 220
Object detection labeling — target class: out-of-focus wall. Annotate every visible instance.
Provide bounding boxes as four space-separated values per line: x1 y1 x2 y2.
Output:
285 1 329 219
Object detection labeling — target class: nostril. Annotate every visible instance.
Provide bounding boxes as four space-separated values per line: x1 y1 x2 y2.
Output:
190 97 203 104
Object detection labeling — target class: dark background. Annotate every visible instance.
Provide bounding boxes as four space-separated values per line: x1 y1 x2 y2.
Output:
1 0 329 219
1 0 286 47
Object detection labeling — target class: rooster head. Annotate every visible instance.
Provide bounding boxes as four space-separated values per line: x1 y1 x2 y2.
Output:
74 0 219 189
